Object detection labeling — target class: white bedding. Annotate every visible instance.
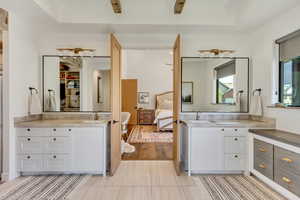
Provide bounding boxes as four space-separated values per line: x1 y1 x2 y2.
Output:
154 109 173 129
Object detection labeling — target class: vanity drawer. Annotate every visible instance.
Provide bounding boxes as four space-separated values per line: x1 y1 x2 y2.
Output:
45 137 71 154
17 154 43 172
254 139 273 161
275 147 300 176
224 137 246 154
17 128 51 137
17 137 44 154
44 154 71 172
254 156 273 180
274 169 300 197
225 154 245 171
51 128 73 137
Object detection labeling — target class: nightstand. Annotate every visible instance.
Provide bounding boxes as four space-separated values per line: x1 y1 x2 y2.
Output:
137 109 155 125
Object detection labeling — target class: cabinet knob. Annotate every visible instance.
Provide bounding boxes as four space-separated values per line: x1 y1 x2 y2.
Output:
53 128 57 131
68 129 72 132
234 138 238 141
27 128 31 132
53 138 57 141
53 155 57 159
221 129 225 131
234 129 238 131
234 155 238 158
27 156 31 159
27 138 31 141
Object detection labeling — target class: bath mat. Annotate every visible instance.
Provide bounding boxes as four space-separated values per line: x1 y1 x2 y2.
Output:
0 175 89 200
128 126 173 143
198 175 287 200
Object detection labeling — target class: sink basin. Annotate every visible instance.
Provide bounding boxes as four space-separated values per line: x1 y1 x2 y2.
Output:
189 120 211 124
214 121 241 126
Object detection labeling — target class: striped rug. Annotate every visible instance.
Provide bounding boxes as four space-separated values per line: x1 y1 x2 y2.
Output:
199 175 287 200
0 175 89 200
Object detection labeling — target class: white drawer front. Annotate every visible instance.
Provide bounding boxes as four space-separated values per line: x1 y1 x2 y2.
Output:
51 128 73 137
222 128 248 137
224 137 246 154
17 137 44 154
44 154 71 172
18 154 43 172
225 154 245 171
45 137 71 154
17 128 51 137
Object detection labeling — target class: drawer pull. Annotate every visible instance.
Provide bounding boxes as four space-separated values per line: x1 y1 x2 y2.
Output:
53 155 57 159
221 129 225 131
282 177 292 184
68 129 72 132
27 156 31 159
234 138 238 141
258 148 267 152
27 138 31 141
234 155 238 158
259 164 266 169
281 157 293 163
234 129 238 131
27 128 31 132
53 138 57 141
53 129 57 131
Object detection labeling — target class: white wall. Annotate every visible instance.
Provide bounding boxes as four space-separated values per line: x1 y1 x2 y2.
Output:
3 12 41 180
122 49 173 109
248 4 300 134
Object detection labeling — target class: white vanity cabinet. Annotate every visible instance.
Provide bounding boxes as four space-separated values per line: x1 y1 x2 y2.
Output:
184 125 248 175
16 126 107 175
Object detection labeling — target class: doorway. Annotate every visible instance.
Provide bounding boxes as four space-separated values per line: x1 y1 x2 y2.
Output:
120 49 174 160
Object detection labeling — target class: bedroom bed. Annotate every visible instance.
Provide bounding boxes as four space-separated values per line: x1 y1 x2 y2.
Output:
153 91 173 132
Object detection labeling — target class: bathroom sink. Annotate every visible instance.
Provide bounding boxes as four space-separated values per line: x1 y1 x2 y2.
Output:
189 120 211 124
214 121 241 126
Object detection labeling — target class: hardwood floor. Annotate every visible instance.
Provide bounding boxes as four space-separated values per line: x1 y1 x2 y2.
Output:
122 125 173 160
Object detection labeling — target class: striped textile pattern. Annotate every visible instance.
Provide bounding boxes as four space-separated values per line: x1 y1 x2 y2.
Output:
199 176 287 200
0 175 88 200
128 126 173 143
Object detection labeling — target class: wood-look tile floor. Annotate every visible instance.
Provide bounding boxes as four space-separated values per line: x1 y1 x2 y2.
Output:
66 161 213 200
122 126 173 160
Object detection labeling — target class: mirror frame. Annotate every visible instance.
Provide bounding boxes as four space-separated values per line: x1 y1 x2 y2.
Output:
180 56 250 113
42 55 111 112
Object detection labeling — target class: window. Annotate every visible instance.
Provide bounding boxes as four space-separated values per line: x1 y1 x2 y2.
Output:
277 30 300 107
279 58 300 106
215 60 236 104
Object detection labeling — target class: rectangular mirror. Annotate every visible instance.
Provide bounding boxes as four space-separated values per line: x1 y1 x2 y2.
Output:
181 57 249 113
43 56 111 112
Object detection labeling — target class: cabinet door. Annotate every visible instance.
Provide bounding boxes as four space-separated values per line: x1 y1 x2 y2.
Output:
72 128 105 172
18 154 43 172
44 154 71 172
225 154 245 170
190 128 224 171
224 137 246 154
45 136 71 154
17 137 44 154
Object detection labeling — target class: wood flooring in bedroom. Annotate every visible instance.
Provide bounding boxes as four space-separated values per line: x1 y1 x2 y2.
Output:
122 125 173 160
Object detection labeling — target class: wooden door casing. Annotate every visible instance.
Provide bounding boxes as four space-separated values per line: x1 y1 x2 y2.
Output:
110 34 122 176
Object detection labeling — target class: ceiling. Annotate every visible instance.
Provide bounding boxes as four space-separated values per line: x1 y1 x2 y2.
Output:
32 0 300 31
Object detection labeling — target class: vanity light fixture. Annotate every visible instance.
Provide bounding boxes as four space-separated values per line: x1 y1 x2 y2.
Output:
198 49 235 56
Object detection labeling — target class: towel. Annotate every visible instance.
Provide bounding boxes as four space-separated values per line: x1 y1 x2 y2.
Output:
28 93 42 115
48 93 57 111
250 95 263 116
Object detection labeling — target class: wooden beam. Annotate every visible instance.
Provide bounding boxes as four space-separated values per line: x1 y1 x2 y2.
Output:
111 0 122 14
174 0 186 14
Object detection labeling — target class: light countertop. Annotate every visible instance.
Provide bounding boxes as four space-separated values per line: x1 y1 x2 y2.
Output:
15 119 109 128
182 119 275 129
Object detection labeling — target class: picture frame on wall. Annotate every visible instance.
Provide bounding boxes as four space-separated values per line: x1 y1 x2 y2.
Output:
138 92 150 104
182 81 193 104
